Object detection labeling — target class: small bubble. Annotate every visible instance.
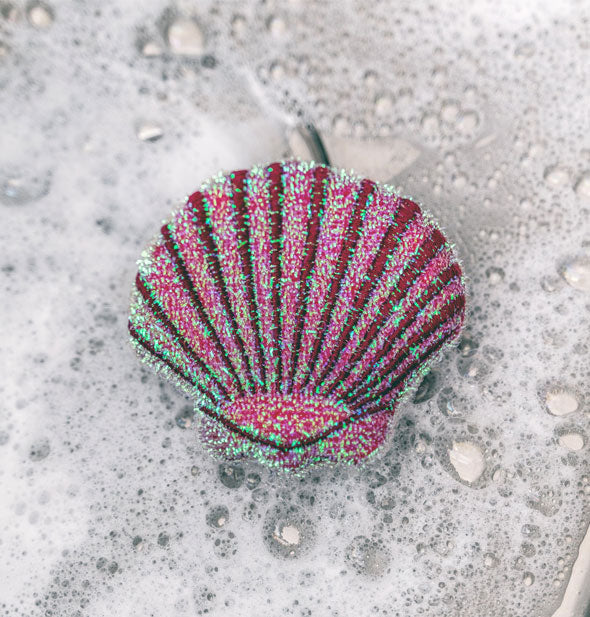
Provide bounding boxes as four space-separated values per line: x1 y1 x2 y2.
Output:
543 165 570 187
483 552 498 567
523 572 535 586
375 94 393 117
29 438 50 461
560 256 590 291
267 15 286 38
136 122 163 143
574 172 590 199
167 18 204 56
448 441 485 483
141 41 163 57
27 2 53 28
437 387 467 418
457 110 480 134
218 463 245 488
157 532 170 547
440 100 460 123
206 505 229 528
345 536 390 577
413 370 438 404
557 432 584 451
246 473 261 490
486 267 505 285
544 387 579 416
1 167 51 206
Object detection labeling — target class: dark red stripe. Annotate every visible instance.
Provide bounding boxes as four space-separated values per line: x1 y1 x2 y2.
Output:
231 170 267 390
322 226 449 396
300 179 375 389
128 322 217 406
135 274 230 401
287 165 330 392
316 198 421 387
160 223 245 395
325 262 462 398
346 294 466 406
188 193 257 393
195 306 463 453
268 163 285 386
350 320 464 417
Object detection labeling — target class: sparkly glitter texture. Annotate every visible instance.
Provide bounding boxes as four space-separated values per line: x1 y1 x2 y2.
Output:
128 161 466 470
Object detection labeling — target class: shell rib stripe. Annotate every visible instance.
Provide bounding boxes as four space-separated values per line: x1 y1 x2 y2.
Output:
189 192 257 393
159 223 245 396
230 170 268 391
134 273 230 401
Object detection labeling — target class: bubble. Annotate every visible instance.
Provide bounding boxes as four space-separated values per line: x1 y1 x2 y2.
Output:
448 441 485 483
206 505 229 528
485 267 505 285
27 2 53 28
515 42 536 57
1 167 52 205
29 438 50 461
413 370 438 404
523 572 535 586
543 165 570 187
267 15 286 38
525 486 562 517
245 473 261 490
457 337 479 357
345 536 390 576
375 95 393 117
420 112 439 135
157 532 170 547
457 110 480 134
167 18 204 56
231 14 247 40
137 122 164 142
263 504 315 559
437 387 468 418
574 172 590 199
212 529 238 558
544 387 579 416
218 463 245 488
440 100 460 123
560 256 590 291
483 552 498 567
557 432 584 451
140 40 163 57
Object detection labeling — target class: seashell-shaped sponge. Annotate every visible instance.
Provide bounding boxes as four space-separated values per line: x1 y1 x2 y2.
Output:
129 161 466 470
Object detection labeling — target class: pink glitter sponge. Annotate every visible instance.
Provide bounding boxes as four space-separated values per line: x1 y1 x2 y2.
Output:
128 161 466 470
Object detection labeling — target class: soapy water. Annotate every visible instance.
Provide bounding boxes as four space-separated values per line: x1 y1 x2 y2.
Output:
0 1 589 616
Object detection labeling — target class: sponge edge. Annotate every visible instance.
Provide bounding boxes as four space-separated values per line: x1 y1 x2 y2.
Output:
199 406 391 470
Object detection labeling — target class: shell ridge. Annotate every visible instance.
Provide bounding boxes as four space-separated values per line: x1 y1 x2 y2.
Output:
287 165 330 393
160 222 247 396
267 162 285 390
346 285 464 404
299 177 375 391
310 187 396 387
230 170 268 391
332 267 463 401
290 171 359 391
329 259 462 399
315 195 418 389
128 323 217 408
347 293 465 408
192 191 257 394
321 220 446 397
353 315 464 417
134 273 230 402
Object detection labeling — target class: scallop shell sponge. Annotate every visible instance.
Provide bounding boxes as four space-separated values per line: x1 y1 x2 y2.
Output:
128 160 466 470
